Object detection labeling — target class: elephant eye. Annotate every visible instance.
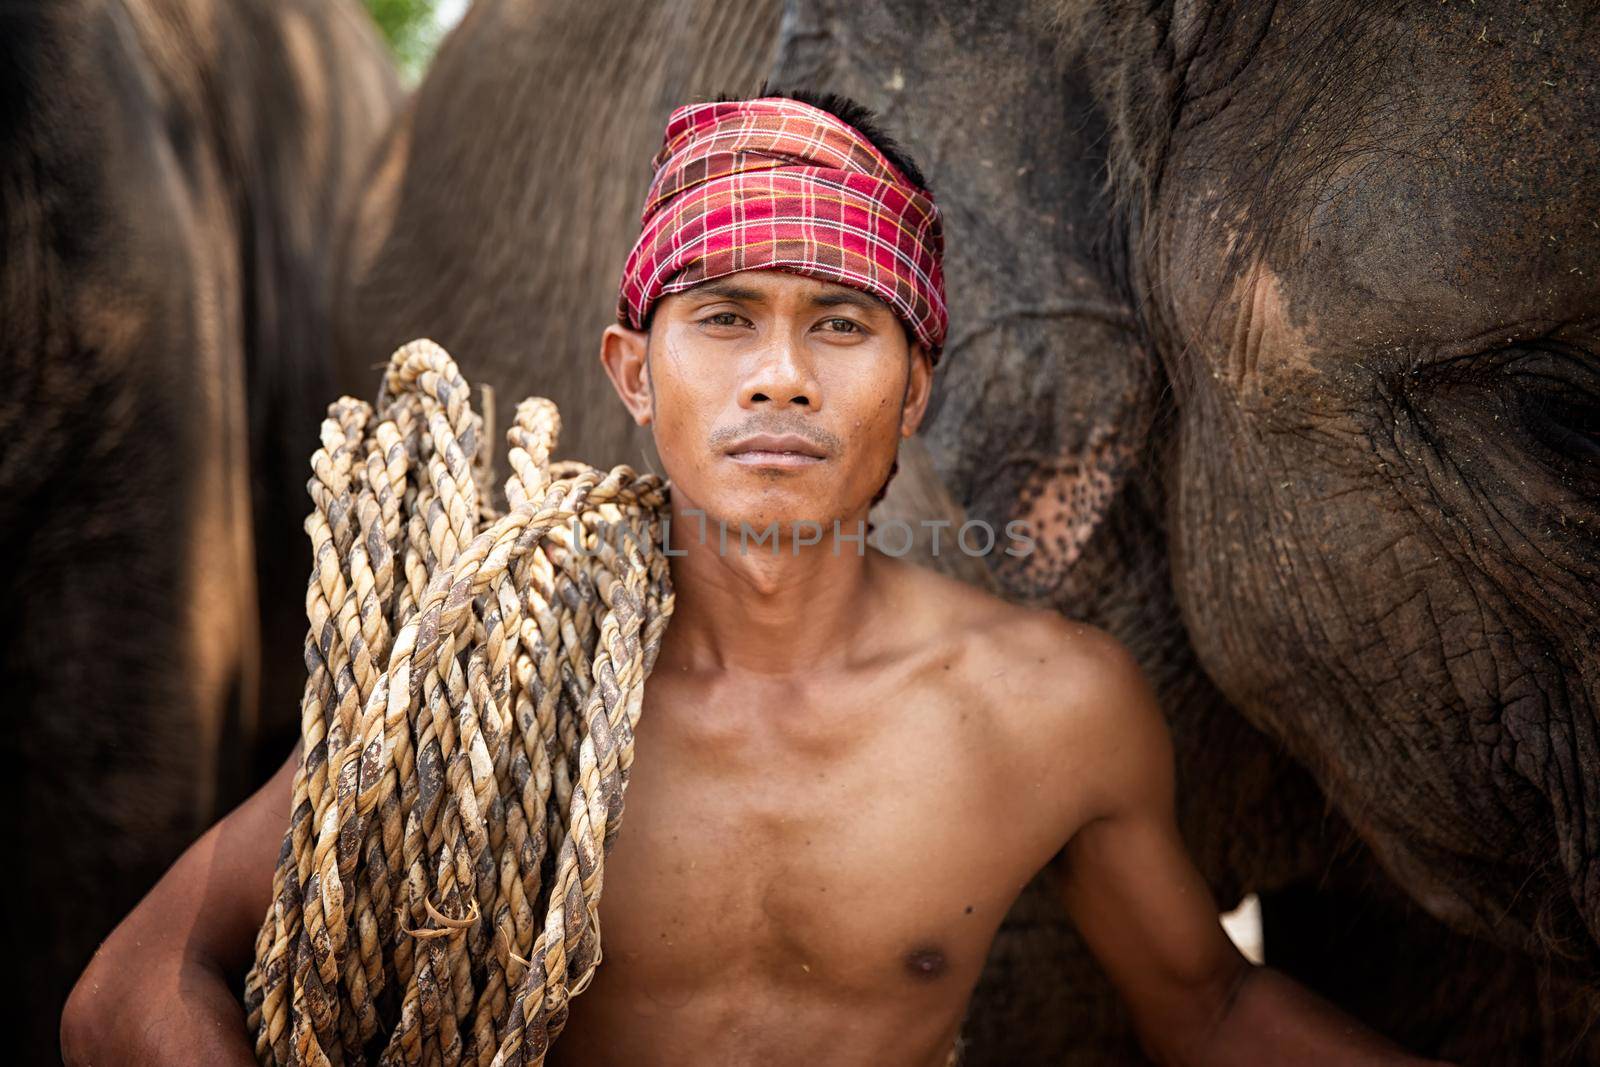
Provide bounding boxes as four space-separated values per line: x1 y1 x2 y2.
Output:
1519 386 1600 462
1503 343 1600 467
1405 341 1599 508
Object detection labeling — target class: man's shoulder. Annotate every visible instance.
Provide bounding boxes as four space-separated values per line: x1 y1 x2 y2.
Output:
967 603 1174 837
978 604 1156 746
879 553 1153 728
888 558 1167 801
874 556 1173 836
983 601 1137 688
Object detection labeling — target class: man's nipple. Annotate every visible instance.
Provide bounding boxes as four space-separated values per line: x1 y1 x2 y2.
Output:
903 945 948 980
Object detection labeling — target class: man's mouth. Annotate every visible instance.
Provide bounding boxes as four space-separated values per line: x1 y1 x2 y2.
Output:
724 432 828 468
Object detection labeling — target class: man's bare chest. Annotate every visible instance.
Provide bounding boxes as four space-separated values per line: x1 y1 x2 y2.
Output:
589 678 1062 1002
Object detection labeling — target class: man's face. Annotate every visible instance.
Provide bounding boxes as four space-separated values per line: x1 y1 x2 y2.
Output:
602 269 933 533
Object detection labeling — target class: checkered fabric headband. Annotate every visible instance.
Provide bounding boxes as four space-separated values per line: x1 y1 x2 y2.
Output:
617 96 948 359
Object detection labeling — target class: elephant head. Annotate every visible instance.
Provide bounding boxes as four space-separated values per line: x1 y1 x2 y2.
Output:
1070 0 1600 974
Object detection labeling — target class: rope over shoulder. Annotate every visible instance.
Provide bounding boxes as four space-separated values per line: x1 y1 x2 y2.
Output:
243 339 674 1066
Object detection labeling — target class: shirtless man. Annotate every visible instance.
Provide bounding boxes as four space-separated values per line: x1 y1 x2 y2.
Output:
62 92 1445 1066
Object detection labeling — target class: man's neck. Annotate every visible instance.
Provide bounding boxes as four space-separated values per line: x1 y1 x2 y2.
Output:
658 495 882 677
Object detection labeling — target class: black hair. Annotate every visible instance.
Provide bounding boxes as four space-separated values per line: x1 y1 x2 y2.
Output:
727 82 929 191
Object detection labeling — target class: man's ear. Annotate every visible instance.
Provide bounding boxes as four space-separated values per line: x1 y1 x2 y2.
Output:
899 342 935 437
600 323 653 426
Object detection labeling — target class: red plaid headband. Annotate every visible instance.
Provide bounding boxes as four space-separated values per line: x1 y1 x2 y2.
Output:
617 97 948 359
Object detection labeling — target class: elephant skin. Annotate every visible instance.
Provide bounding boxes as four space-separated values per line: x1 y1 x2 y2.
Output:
0 0 397 1056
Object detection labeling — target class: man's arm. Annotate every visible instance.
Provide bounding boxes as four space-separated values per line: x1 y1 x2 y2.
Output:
60 742 299 1066
1046 632 1448 1067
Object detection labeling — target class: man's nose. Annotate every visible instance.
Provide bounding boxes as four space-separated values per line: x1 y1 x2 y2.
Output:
739 332 820 410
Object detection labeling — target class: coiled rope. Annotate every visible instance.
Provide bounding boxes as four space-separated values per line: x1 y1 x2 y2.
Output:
243 339 674 1066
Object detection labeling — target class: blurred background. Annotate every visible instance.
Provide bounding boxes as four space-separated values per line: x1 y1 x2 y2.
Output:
367 0 469 80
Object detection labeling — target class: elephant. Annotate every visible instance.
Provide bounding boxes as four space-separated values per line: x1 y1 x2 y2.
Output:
334 0 1599 1063
0 0 397 1055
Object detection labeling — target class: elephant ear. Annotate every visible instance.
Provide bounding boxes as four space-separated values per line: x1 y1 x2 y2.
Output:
335 0 785 480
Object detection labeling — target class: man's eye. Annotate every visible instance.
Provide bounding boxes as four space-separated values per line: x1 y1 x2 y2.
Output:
701 311 745 327
820 317 861 334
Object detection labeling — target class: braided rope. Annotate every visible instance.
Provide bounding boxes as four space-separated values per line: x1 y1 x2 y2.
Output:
243 339 674 1067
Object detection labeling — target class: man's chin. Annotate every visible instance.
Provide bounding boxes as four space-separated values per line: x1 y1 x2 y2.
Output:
712 508 835 536
688 494 860 546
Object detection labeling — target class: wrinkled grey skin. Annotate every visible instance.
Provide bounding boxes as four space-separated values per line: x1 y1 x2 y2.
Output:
770 5 1303 1060
1107 2 1600 1060
0 0 396 1056
1114 0 1600 972
338 0 1599 1062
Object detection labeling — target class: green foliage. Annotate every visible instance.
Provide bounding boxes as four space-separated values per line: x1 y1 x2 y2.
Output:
364 0 443 79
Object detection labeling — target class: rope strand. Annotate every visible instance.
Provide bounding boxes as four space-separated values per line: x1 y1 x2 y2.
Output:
244 339 674 1067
